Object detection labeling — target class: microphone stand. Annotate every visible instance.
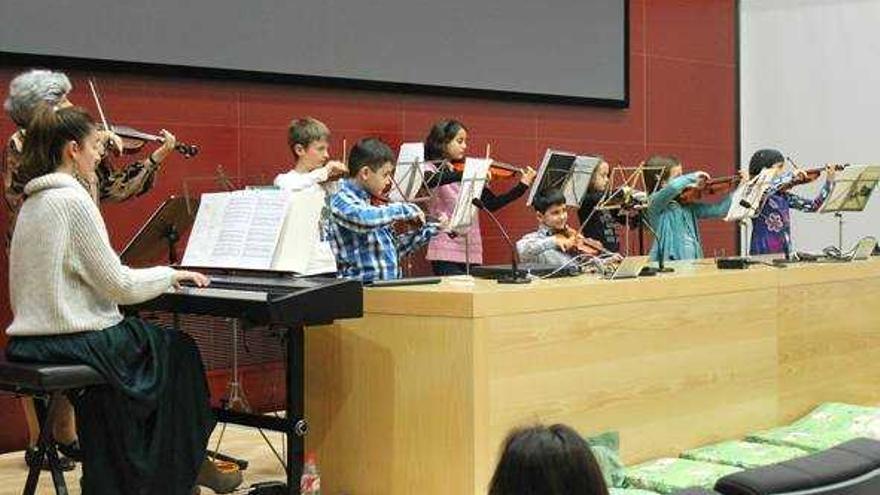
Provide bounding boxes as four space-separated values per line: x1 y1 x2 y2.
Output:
640 217 674 274
471 198 531 284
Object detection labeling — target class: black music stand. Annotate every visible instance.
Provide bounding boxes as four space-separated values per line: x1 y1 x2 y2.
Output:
819 165 880 250
120 195 199 266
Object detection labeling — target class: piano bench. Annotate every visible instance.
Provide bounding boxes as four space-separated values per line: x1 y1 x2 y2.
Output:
0 357 105 495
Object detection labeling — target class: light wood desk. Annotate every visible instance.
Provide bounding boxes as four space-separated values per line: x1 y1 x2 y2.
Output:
304 258 880 495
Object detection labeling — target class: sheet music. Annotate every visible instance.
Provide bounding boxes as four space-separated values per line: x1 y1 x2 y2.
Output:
272 187 327 273
725 168 775 222
819 164 880 213
182 189 291 269
389 142 425 202
448 157 492 234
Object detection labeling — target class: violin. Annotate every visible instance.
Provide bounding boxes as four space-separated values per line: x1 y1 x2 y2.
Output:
369 185 393 207
448 158 523 179
369 184 431 233
88 79 199 159
554 225 605 257
778 164 847 192
678 174 742 204
110 124 199 159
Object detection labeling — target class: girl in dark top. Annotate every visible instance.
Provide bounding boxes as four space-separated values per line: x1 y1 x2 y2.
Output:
577 159 639 253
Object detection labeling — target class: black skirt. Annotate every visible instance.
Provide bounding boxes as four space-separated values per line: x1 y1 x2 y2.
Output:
6 317 216 495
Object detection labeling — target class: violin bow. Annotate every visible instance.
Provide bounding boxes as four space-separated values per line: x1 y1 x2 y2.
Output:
215 164 235 191
87 79 112 132
182 181 194 216
785 155 804 174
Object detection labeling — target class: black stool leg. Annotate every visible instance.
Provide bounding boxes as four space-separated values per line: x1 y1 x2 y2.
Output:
23 393 69 495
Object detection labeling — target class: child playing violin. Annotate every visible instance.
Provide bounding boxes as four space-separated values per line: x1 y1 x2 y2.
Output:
644 155 747 262
274 117 348 192
328 137 447 282
517 188 605 266
747 148 836 255
273 117 347 275
422 119 537 275
577 158 644 253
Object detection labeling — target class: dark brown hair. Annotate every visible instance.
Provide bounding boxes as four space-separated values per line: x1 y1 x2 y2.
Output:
347 137 394 176
424 119 467 161
19 104 96 184
488 424 609 495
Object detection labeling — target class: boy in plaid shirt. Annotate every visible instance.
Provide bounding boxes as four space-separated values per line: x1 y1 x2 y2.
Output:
329 138 447 282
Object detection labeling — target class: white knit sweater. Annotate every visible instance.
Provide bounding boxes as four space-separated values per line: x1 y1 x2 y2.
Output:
6 173 175 336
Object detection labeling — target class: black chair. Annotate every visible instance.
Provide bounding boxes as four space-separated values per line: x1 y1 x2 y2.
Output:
715 438 880 495
673 489 722 495
0 356 104 495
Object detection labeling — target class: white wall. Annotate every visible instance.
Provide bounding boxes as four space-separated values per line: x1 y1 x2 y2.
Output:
741 0 880 252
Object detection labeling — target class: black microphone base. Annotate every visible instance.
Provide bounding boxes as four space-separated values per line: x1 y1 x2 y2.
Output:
497 270 532 284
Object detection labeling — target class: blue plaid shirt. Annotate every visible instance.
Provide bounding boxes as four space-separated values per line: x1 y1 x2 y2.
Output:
328 179 439 282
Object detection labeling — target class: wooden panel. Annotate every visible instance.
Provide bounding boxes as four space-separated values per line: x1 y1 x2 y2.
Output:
777 263 880 422
485 284 779 466
304 316 480 495
309 259 880 494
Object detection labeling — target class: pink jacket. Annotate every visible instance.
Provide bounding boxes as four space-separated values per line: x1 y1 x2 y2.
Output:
426 182 483 264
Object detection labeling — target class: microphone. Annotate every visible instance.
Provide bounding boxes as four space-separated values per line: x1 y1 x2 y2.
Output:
471 198 530 284
639 216 674 274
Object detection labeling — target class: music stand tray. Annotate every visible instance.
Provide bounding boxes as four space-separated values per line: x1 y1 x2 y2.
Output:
448 158 492 234
819 164 879 214
818 165 879 249
120 195 200 266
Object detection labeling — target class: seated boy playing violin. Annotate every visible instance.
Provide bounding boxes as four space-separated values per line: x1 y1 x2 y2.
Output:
644 155 748 262
517 188 605 266
328 137 447 282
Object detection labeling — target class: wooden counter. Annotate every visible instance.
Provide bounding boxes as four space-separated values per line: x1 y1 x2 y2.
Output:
304 258 880 494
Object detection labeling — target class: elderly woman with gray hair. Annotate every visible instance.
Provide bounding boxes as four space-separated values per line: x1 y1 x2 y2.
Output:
3 69 179 245
1 69 178 471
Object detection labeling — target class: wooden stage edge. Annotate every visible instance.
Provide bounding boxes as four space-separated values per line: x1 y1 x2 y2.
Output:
304 258 880 495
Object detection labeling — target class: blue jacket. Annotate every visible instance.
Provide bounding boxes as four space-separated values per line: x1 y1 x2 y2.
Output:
646 173 732 262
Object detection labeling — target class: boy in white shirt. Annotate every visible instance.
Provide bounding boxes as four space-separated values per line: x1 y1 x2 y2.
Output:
273 117 347 274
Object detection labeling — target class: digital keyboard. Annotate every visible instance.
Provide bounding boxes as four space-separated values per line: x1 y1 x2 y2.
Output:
127 273 363 326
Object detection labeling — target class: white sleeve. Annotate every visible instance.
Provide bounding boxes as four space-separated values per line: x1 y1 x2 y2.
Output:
274 168 330 192
67 196 175 305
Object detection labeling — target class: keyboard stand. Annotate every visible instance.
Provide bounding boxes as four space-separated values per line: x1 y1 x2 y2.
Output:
208 321 306 494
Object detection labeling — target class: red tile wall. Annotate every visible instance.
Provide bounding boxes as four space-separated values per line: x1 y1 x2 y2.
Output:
0 0 737 452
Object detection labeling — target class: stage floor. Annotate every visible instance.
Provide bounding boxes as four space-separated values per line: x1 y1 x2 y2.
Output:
0 423 287 494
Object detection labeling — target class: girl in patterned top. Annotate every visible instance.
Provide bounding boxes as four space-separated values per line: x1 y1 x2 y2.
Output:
747 148 837 255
